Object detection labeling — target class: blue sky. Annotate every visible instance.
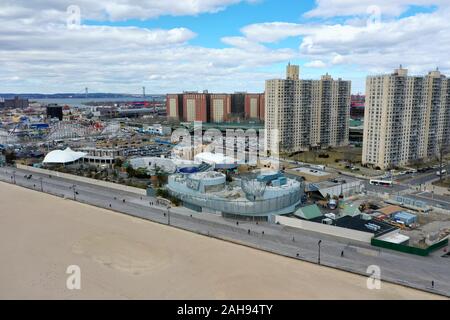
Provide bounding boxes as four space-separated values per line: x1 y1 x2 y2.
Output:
85 0 315 49
0 0 448 94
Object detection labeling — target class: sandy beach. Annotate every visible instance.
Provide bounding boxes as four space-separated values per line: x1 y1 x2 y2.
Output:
0 181 443 299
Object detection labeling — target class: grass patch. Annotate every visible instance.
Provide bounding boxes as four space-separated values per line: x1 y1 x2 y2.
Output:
285 147 362 166
433 178 450 189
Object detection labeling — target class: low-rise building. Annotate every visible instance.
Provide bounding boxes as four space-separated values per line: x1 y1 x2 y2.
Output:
168 171 304 220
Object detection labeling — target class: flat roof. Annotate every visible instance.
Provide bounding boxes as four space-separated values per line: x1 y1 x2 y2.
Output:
309 214 396 236
378 233 410 244
378 205 404 215
392 211 417 219
294 205 323 220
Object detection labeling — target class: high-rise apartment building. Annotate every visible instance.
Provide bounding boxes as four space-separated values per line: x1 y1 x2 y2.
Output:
166 92 265 122
350 94 365 119
286 63 300 80
166 94 183 120
210 94 231 123
265 64 350 154
244 93 265 120
182 92 209 122
0 96 29 109
231 92 245 115
362 67 450 169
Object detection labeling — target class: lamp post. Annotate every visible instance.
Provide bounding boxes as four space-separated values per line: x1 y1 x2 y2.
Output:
318 240 322 265
167 206 171 226
40 177 43 192
73 184 77 200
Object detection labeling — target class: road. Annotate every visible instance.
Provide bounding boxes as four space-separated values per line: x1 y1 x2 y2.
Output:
407 192 450 210
340 168 449 210
1 166 449 297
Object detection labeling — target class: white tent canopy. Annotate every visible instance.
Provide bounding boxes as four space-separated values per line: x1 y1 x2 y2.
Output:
43 148 86 164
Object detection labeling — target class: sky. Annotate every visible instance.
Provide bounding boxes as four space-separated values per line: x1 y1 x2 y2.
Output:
0 0 449 94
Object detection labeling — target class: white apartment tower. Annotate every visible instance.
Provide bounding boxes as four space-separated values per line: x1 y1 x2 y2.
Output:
286 63 300 80
265 64 351 154
362 67 450 169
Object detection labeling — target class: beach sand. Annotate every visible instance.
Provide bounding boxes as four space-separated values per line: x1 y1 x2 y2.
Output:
0 181 442 299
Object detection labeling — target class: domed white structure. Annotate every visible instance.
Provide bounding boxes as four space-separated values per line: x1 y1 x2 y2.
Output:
43 147 86 164
194 152 237 170
167 171 304 220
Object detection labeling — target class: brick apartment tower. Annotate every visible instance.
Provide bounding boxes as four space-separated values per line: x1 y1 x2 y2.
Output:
183 93 209 122
209 94 231 123
244 93 265 120
166 94 183 120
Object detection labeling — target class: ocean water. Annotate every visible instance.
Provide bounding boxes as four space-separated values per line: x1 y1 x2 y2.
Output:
33 97 147 107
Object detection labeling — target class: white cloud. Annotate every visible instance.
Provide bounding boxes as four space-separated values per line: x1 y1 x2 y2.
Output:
304 60 326 68
331 54 345 65
220 36 266 50
0 0 256 21
0 1 293 93
241 22 310 43
304 0 449 18
2 0 449 94
238 6 450 77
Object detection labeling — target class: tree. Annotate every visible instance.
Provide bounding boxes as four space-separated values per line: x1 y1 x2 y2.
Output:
135 168 150 179
5 151 16 164
114 158 123 169
126 165 136 178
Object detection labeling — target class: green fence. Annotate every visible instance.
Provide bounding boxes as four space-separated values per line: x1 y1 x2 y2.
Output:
371 237 448 256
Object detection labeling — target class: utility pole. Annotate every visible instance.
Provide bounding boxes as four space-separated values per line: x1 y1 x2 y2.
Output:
318 240 322 265
167 206 171 226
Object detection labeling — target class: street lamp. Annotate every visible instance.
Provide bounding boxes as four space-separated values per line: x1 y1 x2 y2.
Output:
167 206 171 226
318 240 322 265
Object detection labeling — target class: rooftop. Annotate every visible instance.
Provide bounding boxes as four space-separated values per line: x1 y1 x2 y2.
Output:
308 214 396 236
294 204 323 220
43 147 86 164
377 205 404 216
378 233 410 244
